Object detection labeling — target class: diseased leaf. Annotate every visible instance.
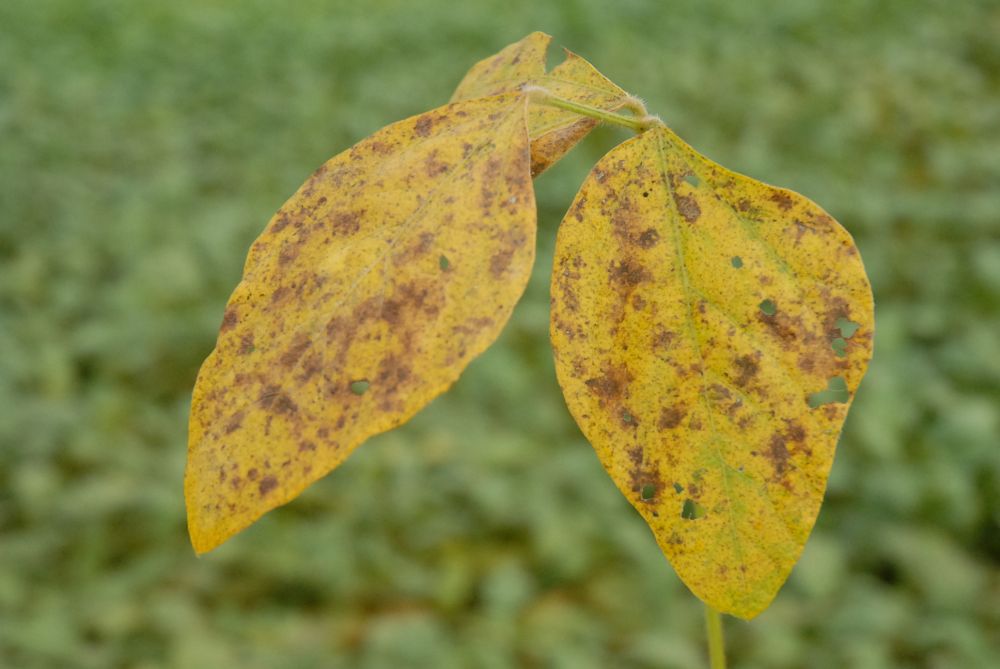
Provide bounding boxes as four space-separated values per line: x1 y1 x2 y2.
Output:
451 32 630 176
550 125 874 619
450 31 550 101
186 94 536 554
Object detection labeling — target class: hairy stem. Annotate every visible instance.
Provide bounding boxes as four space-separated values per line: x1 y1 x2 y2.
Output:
704 604 727 669
526 87 663 133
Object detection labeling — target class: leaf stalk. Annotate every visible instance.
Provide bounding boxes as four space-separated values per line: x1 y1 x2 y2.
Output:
704 604 727 669
525 86 663 133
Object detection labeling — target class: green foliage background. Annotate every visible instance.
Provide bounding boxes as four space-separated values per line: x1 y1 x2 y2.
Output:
2 1 998 667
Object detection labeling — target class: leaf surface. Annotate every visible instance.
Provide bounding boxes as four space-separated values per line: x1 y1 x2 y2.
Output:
550 125 874 618
451 32 630 175
187 94 536 554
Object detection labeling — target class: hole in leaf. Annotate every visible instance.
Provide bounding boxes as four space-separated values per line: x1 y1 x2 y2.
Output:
807 376 849 408
835 317 860 338
684 173 700 187
831 337 848 357
621 410 634 424
759 299 777 316
642 191 650 198
731 256 743 268
349 380 370 396
640 484 656 501
673 482 684 493
681 499 706 520
439 254 450 270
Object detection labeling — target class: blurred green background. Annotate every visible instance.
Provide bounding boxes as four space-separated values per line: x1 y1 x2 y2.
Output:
2 1 998 667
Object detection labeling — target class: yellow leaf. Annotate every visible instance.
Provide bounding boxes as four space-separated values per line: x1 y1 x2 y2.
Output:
550 125 874 619
450 31 550 101
186 93 536 554
451 32 631 175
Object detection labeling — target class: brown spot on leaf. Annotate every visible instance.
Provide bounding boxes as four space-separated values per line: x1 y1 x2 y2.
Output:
332 210 362 235
769 190 794 211
260 385 298 415
658 406 686 429
238 334 255 355
766 434 791 477
734 354 760 387
414 116 434 137
758 310 799 344
652 329 676 352
424 151 449 177
270 285 290 304
675 194 701 222
637 228 660 248
224 411 245 434
585 365 632 402
490 246 517 278
221 307 238 332
280 334 311 367
258 476 278 496
297 352 323 383
608 259 650 287
272 213 292 232
785 420 806 443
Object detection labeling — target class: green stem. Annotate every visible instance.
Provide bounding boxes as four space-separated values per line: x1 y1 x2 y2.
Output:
704 604 727 669
528 88 662 133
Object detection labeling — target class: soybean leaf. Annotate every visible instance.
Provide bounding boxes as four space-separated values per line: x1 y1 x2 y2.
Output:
550 125 874 619
187 94 536 554
451 31 631 175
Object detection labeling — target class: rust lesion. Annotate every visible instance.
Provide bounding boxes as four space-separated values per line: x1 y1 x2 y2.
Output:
658 406 686 429
332 210 363 235
768 190 794 211
674 193 701 223
279 334 311 367
258 476 278 496
259 385 298 415
413 115 435 137
626 445 664 502
637 228 660 248
733 353 760 388
584 363 632 403
220 307 238 332
608 258 650 287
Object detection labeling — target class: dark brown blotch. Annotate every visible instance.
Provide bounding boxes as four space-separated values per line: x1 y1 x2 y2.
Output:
585 364 632 402
637 228 660 249
238 334 255 355
675 194 701 223
414 116 434 137
733 354 760 387
766 434 791 477
221 307 238 332
332 210 363 235
658 406 686 429
424 151 449 177
769 190 794 211
272 213 293 233
258 476 278 496
224 411 245 434
608 259 651 287
280 334 311 367
260 385 298 415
